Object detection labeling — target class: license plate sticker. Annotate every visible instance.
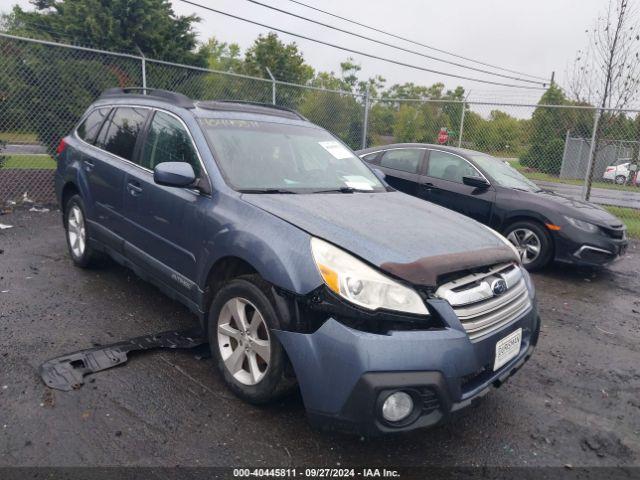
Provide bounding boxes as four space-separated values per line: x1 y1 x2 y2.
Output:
493 328 522 371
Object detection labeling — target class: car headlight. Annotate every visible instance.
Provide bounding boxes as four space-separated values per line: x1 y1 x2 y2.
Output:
564 216 599 233
310 237 429 315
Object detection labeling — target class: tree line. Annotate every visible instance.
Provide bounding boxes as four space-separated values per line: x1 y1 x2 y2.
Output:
2 0 640 178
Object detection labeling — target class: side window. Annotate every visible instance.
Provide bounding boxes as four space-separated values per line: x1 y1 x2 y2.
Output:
361 152 380 165
426 151 479 183
77 108 110 144
380 149 422 174
95 107 148 161
141 111 200 176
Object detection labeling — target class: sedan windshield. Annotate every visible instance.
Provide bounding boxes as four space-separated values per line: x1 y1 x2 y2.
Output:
470 154 542 192
200 118 385 193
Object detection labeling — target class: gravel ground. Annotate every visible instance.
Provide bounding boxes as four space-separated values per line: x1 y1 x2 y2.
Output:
1 208 639 468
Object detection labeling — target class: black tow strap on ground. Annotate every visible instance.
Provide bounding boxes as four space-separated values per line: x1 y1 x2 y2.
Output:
38 329 207 391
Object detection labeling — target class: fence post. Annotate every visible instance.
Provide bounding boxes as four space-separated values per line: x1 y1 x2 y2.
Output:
457 101 466 148
582 108 601 201
135 46 147 90
265 67 276 105
362 84 370 150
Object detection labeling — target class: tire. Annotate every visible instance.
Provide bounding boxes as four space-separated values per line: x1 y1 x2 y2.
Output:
208 275 293 404
503 220 553 271
615 175 626 185
64 194 100 268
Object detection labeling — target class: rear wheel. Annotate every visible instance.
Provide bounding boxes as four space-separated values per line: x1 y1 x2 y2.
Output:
64 194 100 268
504 220 553 271
208 275 293 404
615 175 626 185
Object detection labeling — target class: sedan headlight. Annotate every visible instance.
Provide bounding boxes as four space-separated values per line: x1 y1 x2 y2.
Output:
310 238 429 315
564 216 599 233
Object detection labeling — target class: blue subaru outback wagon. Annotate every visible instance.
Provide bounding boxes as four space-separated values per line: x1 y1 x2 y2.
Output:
55 88 540 434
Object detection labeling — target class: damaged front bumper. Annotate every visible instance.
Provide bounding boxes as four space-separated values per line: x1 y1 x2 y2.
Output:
274 300 540 435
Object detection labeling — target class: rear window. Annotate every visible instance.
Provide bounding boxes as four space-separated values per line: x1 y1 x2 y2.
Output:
95 107 148 161
77 108 110 144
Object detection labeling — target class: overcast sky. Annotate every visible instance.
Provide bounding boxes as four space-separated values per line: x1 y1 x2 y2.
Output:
1 0 609 103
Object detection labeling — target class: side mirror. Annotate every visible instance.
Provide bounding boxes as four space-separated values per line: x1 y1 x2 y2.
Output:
373 168 386 181
154 162 196 188
463 175 490 189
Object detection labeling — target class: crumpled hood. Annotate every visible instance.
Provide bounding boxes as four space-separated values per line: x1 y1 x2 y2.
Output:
242 191 517 286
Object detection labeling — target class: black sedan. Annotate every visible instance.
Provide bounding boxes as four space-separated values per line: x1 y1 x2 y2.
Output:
357 143 628 270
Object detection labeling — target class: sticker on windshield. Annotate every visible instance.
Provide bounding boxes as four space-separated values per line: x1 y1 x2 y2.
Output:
318 141 354 160
343 175 374 191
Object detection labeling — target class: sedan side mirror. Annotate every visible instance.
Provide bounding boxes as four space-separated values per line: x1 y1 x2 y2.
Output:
463 175 490 189
154 162 196 188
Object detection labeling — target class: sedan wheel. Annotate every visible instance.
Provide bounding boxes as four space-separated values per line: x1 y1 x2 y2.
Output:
615 175 626 185
67 204 86 259
507 228 541 265
217 297 271 386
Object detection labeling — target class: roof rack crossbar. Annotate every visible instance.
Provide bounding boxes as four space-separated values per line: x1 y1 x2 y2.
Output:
99 88 195 108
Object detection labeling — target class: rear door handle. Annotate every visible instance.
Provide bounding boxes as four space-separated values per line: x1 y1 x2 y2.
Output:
83 159 95 171
421 182 434 191
127 182 143 196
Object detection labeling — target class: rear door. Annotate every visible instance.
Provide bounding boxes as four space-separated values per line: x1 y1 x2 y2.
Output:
376 148 425 196
88 106 149 248
420 149 495 224
120 109 207 299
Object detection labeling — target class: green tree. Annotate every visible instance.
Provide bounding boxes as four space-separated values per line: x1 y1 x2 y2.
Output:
4 0 205 65
521 85 569 174
393 104 427 143
243 33 314 85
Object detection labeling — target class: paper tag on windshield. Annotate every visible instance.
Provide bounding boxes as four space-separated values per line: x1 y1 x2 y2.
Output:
344 175 374 191
319 141 353 160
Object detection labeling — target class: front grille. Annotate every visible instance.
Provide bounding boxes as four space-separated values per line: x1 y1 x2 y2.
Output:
435 263 532 341
601 225 626 239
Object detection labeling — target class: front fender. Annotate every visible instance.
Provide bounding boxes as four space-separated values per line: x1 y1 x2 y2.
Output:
197 194 322 295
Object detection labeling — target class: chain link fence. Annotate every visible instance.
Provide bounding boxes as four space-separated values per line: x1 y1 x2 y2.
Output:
1 33 639 237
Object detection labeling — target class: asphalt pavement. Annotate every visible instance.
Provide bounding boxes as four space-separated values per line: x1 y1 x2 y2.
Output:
1 208 639 468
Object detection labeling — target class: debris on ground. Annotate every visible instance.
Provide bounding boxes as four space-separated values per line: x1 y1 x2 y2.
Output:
0 223 13 229
39 329 207 391
29 206 50 213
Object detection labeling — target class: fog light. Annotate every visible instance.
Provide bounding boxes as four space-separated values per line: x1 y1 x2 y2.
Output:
381 391 414 422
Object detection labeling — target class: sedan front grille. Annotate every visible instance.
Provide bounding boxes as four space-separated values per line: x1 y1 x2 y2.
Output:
435 263 531 341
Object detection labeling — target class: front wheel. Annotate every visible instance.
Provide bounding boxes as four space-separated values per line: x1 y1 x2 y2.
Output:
208 275 294 404
504 221 553 271
615 175 626 185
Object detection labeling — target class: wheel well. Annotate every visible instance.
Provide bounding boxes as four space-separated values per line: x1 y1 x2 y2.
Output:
203 257 258 307
61 182 80 212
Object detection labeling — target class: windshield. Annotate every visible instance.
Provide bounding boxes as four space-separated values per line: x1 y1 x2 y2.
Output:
200 118 385 193
470 154 541 192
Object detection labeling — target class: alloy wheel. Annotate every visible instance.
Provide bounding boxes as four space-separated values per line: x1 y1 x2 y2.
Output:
506 228 541 265
67 205 86 259
217 297 271 386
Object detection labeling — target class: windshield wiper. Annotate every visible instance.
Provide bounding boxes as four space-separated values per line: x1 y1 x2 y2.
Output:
238 188 299 194
312 186 372 193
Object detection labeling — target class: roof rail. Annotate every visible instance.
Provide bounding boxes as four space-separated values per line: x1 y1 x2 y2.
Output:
99 88 195 108
196 100 307 121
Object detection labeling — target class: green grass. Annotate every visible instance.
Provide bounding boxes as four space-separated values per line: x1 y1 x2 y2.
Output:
509 160 640 193
603 206 640 239
0 132 39 143
1 154 56 169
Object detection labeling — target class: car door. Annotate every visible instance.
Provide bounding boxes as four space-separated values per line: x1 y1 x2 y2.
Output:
420 149 495 224
120 109 208 301
376 148 425 196
88 106 149 249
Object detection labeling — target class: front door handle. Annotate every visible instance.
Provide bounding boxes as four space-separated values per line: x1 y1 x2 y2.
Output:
127 182 143 196
83 159 95 171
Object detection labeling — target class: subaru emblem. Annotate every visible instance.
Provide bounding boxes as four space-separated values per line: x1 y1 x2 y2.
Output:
491 279 508 296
